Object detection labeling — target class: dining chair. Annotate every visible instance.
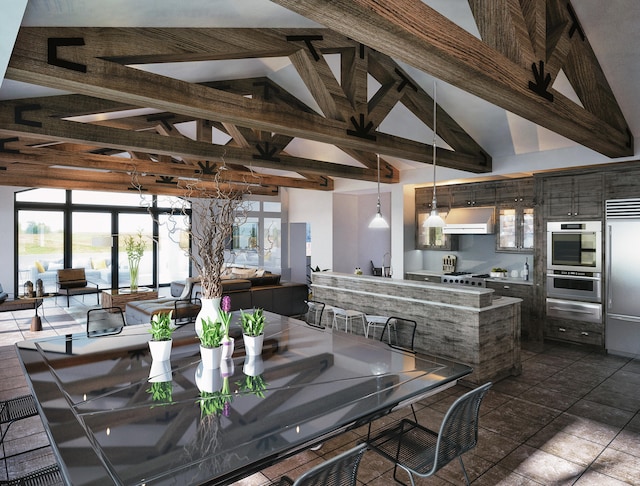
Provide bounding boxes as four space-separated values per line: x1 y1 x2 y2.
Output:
0 394 42 479
86 306 126 337
303 300 326 329
0 395 39 448
379 317 415 353
0 463 63 485
366 382 492 486
271 443 367 485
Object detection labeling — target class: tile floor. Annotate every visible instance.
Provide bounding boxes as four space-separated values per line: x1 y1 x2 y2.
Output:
1 298 639 485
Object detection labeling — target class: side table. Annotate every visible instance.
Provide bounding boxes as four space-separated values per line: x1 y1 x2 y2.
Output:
102 288 159 311
17 294 55 331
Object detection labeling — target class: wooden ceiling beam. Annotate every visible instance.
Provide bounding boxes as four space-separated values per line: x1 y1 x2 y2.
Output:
270 0 632 158
0 100 385 182
0 146 333 191
6 27 490 172
0 162 279 196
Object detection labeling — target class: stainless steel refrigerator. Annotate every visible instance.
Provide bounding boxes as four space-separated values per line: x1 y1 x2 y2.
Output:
605 199 640 357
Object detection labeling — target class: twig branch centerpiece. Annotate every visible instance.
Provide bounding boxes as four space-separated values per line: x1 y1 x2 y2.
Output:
183 172 251 338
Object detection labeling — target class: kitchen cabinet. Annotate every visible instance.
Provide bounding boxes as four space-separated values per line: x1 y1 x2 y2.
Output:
450 182 496 208
486 280 536 341
404 272 441 283
542 172 603 219
544 316 603 347
495 207 534 252
494 179 534 252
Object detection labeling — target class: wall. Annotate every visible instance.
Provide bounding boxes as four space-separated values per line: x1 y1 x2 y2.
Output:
286 188 333 271
0 185 24 293
418 233 533 277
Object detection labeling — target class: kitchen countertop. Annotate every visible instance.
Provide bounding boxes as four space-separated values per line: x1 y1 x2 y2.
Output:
405 269 534 286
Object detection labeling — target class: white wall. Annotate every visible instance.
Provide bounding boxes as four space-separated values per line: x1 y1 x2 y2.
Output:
286 188 333 271
0 185 23 293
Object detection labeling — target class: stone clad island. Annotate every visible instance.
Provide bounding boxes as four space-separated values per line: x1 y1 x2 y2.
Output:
311 272 522 385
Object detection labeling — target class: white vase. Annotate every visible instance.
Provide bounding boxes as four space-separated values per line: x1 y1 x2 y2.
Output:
195 297 221 338
195 363 222 393
148 339 172 361
243 334 264 357
148 359 172 382
221 358 234 378
243 355 264 376
221 336 235 359
200 345 222 369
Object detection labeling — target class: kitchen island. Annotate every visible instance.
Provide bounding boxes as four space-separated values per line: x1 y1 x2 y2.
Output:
311 272 521 385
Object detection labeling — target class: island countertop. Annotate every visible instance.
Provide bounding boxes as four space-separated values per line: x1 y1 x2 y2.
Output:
311 272 522 384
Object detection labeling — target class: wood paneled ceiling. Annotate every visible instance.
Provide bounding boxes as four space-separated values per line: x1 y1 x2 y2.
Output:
0 0 631 196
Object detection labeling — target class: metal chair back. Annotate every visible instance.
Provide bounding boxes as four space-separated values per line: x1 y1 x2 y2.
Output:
303 300 326 329
87 306 126 337
434 382 492 472
274 443 367 486
380 317 416 352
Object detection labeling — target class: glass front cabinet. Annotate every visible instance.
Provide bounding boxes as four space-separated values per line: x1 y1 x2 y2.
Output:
495 178 534 252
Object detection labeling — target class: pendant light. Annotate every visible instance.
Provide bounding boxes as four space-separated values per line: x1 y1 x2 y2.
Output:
423 80 446 229
369 153 390 229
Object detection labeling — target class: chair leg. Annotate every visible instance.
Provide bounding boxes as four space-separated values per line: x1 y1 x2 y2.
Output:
459 455 470 485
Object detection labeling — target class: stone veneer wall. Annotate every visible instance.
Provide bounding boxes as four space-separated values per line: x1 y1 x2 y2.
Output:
312 272 521 385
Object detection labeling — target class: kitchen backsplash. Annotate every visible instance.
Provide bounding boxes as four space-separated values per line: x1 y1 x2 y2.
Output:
407 233 534 276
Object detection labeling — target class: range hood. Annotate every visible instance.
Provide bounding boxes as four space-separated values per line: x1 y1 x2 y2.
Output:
442 207 495 234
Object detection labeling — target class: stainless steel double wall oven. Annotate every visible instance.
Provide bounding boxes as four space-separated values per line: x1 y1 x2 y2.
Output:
546 221 602 324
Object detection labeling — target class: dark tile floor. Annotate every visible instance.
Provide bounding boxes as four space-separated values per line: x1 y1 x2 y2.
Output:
1 299 639 485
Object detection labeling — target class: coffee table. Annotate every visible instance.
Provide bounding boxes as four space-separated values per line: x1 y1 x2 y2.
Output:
101 288 158 310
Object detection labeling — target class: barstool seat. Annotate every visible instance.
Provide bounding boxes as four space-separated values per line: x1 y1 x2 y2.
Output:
365 315 389 339
331 307 366 333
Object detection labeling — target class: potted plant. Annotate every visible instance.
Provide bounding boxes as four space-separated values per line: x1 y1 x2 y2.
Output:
146 380 173 405
236 372 267 399
197 376 233 418
148 311 174 361
124 230 146 292
199 315 224 369
240 308 265 356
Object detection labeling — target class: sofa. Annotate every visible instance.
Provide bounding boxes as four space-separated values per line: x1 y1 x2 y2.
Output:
30 257 130 292
125 274 308 325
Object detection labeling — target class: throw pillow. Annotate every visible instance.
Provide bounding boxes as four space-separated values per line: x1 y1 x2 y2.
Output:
35 260 45 273
48 262 64 271
92 259 108 270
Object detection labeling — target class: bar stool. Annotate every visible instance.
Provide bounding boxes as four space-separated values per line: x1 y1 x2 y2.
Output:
331 307 366 334
364 315 390 340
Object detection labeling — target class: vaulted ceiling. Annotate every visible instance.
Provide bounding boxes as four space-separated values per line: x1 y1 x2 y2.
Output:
0 0 635 197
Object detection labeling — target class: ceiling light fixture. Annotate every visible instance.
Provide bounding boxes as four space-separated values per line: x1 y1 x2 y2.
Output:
423 80 446 230
369 153 390 229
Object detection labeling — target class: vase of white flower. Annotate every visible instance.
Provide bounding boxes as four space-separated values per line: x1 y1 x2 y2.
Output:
124 230 146 292
219 296 234 359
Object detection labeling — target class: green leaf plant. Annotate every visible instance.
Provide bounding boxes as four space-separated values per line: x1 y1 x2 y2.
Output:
239 308 265 337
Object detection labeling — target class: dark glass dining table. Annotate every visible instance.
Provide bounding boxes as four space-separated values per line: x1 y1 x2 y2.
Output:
15 311 471 485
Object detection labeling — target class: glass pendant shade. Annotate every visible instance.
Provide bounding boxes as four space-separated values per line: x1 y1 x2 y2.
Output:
369 204 389 229
369 154 389 229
